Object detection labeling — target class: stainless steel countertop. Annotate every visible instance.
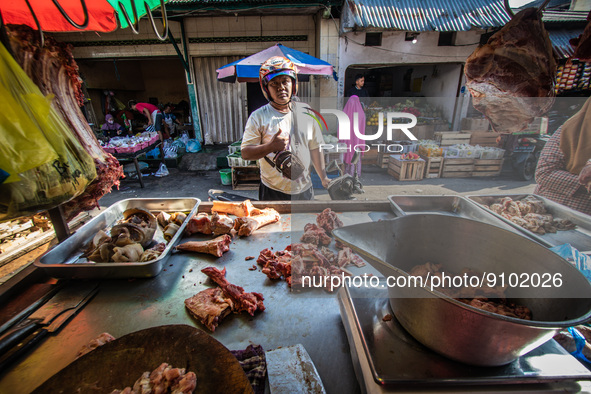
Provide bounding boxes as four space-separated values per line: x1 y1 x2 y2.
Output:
0 206 392 394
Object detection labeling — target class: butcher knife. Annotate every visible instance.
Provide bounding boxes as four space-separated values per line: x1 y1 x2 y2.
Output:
265 344 326 394
0 282 99 358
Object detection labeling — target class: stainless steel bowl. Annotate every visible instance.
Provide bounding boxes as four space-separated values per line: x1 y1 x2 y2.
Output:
332 214 591 366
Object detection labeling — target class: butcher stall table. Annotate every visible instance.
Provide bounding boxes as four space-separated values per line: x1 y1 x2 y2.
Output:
112 140 164 188
0 201 590 394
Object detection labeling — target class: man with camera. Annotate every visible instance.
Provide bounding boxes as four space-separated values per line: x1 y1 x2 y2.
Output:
241 56 330 201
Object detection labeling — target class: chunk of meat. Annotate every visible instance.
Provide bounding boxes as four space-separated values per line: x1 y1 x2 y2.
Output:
175 235 232 258
464 8 556 133
185 213 212 235
316 208 343 234
76 332 116 358
211 212 234 236
201 266 265 316
301 223 332 246
184 287 234 332
234 208 280 236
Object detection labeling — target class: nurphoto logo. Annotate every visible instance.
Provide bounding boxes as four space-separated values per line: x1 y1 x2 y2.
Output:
303 107 419 153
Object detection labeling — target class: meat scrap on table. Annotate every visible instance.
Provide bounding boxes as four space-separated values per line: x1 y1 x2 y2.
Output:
486 196 576 235
185 267 265 332
110 362 197 394
176 234 232 258
256 208 365 291
409 262 532 320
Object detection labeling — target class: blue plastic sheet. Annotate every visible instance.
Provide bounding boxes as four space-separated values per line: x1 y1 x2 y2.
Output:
550 244 591 282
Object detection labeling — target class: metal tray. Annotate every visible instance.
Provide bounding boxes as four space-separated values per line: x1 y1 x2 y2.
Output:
34 198 200 279
467 194 591 253
388 195 524 236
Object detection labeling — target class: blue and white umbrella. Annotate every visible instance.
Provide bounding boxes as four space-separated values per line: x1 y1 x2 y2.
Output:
216 43 335 83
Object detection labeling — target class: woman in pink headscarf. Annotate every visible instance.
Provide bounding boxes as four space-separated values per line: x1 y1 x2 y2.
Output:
340 95 366 177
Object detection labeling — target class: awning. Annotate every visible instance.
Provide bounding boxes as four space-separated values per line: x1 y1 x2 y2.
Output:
341 0 512 32
547 29 585 59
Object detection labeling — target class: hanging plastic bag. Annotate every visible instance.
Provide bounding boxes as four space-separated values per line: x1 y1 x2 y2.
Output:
0 42 96 221
155 163 169 177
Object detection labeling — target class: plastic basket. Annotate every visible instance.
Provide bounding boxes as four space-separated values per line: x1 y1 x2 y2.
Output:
228 140 242 155
480 148 505 160
227 153 256 167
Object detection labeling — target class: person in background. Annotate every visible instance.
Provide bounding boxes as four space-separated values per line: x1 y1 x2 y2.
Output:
128 100 164 139
101 114 126 139
340 95 365 177
163 104 182 138
534 97 591 215
241 56 330 201
346 74 370 107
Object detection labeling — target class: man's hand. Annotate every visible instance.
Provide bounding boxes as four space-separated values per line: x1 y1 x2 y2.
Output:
321 176 331 189
268 129 289 152
579 161 591 192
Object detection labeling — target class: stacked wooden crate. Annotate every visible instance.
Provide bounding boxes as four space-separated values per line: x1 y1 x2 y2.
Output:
460 117 490 131
442 158 474 178
232 166 260 190
465 131 498 147
473 158 504 177
434 132 471 147
388 155 425 181
420 155 443 178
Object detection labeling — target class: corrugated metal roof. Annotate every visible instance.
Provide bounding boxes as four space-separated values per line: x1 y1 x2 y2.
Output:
547 29 585 59
542 10 589 23
342 0 512 31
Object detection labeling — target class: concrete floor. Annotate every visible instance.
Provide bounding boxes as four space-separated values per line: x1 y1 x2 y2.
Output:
98 149 536 208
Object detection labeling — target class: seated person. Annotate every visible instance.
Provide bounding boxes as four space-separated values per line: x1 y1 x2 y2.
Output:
163 104 182 138
101 114 126 139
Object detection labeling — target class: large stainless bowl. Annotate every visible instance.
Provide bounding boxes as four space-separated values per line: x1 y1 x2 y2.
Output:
332 214 591 366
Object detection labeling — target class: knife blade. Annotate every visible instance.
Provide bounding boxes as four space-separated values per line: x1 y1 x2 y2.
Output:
0 284 98 371
0 282 98 357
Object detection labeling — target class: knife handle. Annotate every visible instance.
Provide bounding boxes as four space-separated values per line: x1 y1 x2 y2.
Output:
0 320 39 357
0 328 48 372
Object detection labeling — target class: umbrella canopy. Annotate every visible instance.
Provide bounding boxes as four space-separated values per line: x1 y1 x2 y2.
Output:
1 0 166 33
216 43 335 83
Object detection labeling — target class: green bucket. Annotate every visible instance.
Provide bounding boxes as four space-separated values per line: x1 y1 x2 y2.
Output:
219 168 232 186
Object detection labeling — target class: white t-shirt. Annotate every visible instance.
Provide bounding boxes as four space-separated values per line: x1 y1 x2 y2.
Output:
241 103 324 194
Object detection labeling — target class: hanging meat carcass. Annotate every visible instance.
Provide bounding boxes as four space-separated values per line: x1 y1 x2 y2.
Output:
464 8 556 133
6 26 123 220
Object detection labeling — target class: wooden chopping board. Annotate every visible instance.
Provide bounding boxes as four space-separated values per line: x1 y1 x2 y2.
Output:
33 324 253 394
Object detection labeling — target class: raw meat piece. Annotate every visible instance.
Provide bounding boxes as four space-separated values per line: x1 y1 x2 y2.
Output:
211 212 235 235
235 208 280 236
184 287 234 332
316 208 343 233
257 247 292 280
185 213 213 235
201 266 265 316
464 8 556 133
175 235 231 258
7 26 123 220
300 223 332 246
76 332 116 358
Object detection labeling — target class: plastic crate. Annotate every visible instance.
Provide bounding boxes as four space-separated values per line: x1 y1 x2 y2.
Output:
311 171 340 189
227 152 257 167
480 148 505 160
228 140 242 155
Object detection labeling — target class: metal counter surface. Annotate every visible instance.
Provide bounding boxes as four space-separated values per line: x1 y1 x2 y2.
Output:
0 208 392 394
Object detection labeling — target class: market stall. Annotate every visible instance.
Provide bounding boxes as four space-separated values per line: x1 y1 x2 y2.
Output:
1 199 591 393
